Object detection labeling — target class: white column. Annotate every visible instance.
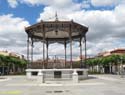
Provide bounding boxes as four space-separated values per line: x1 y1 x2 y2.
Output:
37 70 44 83
26 70 31 79
83 70 88 78
72 70 78 83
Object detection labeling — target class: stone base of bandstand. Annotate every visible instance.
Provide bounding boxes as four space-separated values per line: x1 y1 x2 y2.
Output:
26 69 88 83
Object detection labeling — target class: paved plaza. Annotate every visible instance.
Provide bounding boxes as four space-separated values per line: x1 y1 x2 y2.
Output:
0 75 125 95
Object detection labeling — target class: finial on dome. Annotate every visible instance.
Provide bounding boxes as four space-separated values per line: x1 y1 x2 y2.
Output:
55 11 58 21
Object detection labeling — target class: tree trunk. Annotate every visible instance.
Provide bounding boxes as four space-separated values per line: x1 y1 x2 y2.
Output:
92 65 94 72
98 64 101 73
7 64 10 75
109 63 112 74
12 63 15 74
2 63 4 75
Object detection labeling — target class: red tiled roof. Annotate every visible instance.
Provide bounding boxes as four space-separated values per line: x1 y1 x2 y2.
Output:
110 48 125 54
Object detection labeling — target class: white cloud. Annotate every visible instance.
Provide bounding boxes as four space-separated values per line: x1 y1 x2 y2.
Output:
37 4 82 22
20 0 74 7
0 14 29 57
7 0 82 12
114 4 125 23
5 0 125 60
7 0 18 8
81 0 91 9
19 0 45 5
91 0 119 7
0 14 29 33
35 3 125 59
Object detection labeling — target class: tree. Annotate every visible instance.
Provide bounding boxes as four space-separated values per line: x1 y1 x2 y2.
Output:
0 55 7 75
0 54 28 75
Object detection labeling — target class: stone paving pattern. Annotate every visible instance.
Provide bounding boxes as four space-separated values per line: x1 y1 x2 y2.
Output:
0 75 125 95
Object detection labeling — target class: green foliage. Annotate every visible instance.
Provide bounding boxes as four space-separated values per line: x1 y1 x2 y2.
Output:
0 54 28 67
86 57 102 66
86 54 125 66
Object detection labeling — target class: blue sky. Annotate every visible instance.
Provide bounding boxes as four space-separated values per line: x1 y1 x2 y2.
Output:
0 0 125 60
0 0 44 24
0 0 118 24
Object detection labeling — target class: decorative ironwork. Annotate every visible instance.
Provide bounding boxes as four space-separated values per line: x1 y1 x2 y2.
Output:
25 16 88 69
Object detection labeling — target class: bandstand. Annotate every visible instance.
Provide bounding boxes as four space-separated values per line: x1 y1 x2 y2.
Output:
25 15 88 83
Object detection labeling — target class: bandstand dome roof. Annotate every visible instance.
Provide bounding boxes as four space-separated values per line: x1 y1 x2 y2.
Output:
25 20 88 44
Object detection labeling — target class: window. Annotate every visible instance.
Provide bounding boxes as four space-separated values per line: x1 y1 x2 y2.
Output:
54 71 62 78
77 71 83 75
